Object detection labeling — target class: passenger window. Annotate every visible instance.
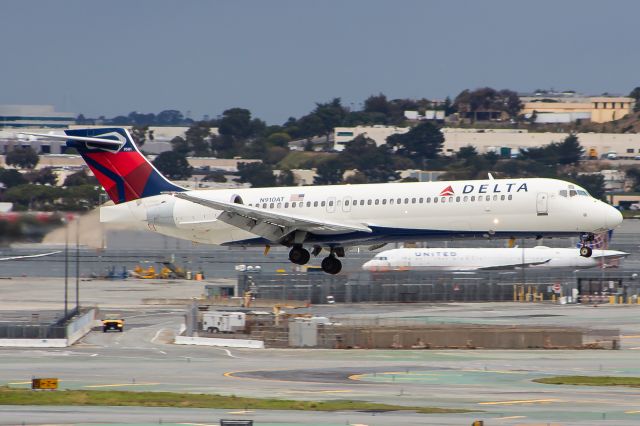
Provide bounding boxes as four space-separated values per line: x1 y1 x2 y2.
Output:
390 199 394 205
492 195 497 201
419 197 424 203
397 198 402 204
375 199 379 205
434 197 439 203
449 197 453 202
345 200 350 206
500 195 505 201
262 203 266 208
360 200 365 205
314 201 318 207
508 194 513 200
463 196 468 202
441 197 446 203
306 202 311 207
471 196 475 201
426 197 431 203
412 198 416 203
486 195 490 201
321 201 326 207
291 202 296 207
456 196 460 202
382 199 387 205
404 198 409 204
559 190 567 197
368 200 372 205
270 203 274 208
329 201 333 206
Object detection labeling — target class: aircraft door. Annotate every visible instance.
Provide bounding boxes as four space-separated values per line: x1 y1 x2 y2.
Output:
536 192 549 216
326 196 336 213
342 196 352 213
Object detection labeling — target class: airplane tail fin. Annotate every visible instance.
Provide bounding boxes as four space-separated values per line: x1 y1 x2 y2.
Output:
63 128 184 204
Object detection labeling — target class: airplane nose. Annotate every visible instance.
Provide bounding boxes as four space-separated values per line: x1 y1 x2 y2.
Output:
362 261 372 271
605 205 623 229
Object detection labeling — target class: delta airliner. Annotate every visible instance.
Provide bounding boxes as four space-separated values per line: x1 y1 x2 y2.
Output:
24 128 623 274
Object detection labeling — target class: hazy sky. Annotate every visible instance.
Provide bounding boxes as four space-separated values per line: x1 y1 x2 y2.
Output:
2 1 638 124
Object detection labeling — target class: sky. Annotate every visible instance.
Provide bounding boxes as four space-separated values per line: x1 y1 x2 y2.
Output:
1 0 639 124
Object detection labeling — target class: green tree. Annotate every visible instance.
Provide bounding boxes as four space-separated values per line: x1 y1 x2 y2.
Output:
626 167 640 192
236 162 276 188
342 136 399 183
629 87 640 112
0 168 28 188
130 125 149 148
313 98 348 142
185 122 212 157
170 136 190 155
27 167 57 185
387 122 444 166
4 184 61 210
453 87 522 120
152 151 193 179
557 134 583 165
276 169 295 186
6 146 39 169
63 169 98 186
314 158 346 185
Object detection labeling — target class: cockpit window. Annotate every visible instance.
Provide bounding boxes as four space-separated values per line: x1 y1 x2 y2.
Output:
569 190 577 197
559 190 567 197
577 190 588 196
375 256 387 260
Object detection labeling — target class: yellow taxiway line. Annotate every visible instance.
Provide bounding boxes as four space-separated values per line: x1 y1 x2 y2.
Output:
84 382 160 388
479 398 560 405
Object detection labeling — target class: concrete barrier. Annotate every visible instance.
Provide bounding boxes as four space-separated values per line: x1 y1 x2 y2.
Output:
0 339 67 348
174 335 264 349
67 308 97 345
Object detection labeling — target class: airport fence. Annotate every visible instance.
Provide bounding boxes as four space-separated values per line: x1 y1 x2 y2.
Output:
238 270 583 304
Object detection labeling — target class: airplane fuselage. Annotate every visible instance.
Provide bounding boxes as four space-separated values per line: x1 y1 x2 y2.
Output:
101 177 621 247
362 246 629 271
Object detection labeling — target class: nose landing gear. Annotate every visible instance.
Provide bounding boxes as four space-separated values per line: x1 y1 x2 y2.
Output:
579 233 594 258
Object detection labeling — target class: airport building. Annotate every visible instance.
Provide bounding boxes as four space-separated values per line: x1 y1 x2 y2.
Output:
0 105 75 128
520 93 635 123
332 125 409 151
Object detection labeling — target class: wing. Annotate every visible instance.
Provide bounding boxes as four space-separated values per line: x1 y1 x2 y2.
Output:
173 192 371 243
0 251 61 261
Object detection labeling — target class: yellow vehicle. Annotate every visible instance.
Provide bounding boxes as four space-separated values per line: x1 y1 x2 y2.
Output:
102 316 124 332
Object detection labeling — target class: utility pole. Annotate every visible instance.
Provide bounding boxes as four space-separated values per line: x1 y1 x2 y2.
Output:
75 216 80 312
64 217 69 318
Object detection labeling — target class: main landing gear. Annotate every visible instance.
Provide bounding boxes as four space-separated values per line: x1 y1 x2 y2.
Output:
579 233 594 258
288 245 343 274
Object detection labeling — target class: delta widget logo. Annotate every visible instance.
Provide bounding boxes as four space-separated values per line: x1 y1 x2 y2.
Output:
439 185 455 196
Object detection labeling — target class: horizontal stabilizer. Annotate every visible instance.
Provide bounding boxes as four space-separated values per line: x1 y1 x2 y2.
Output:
19 132 124 150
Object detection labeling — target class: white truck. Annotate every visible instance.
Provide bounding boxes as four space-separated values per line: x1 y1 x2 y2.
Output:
202 311 246 334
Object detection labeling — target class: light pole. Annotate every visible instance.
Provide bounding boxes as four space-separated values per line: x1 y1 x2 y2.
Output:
75 216 80 312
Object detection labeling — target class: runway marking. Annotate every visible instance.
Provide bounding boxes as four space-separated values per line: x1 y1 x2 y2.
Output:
84 382 160 388
8 381 33 385
495 416 526 420
625 410 640 414
622 335 640 339
462 369 526 374
479 398 560 405
227 410 255 414
151 328 167 343
284 389 353 394
218 348 237 358
178 423 217 426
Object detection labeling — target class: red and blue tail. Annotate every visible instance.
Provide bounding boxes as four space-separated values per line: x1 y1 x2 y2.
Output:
64 128 184 204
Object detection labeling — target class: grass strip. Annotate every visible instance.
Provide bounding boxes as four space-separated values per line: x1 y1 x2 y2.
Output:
534 376 640 388
0 386 471 414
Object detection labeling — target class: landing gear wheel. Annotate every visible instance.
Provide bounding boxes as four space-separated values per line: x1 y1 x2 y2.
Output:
321 256 342 275
579 246 593 258
289 246 311 265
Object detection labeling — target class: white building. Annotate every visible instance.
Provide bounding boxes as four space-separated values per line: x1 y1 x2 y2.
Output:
0 105 75 129
332 125 409 152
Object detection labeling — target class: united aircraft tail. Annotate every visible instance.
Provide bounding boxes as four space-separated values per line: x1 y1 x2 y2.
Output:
62 128 184 204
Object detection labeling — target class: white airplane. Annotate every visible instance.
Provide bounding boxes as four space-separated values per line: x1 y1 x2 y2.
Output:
23 128 623 274
362 245 629 272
